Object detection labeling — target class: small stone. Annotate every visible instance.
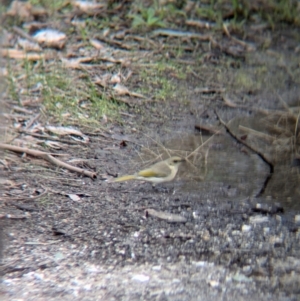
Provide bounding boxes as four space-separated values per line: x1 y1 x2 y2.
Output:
295 215 300 224
208 280 219 288
249 216 269 224
232 273 252 283
242 225 251 232
131 274 150 282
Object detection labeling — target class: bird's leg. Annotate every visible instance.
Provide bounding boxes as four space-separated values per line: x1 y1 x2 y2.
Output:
172 183 177 195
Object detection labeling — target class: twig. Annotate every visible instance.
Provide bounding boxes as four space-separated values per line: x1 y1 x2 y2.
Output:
12 26 37 43
214 111 274 174
0 143 97 179
24 113 40 130
19 131 79 145
195 124 221 135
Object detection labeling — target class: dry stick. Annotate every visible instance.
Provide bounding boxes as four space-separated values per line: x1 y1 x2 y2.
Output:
0 143 97 179
12 26 38 43
24 113 40 131
214 111 274 197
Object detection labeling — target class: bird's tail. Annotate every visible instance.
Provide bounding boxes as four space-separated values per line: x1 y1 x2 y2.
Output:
113 174 136 182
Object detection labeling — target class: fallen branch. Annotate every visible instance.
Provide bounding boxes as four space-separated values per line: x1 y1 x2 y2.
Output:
0 143 97 179
214 111 274 174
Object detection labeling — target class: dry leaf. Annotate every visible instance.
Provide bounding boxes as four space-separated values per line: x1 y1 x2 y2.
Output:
94 74 111 87
67 194 81 201
73 1 105 14
90 39 104 50
6 1 47 20
61 57 93 69
113 84 145 98
33 29 66 49
110 74 121 84
113 83 129 95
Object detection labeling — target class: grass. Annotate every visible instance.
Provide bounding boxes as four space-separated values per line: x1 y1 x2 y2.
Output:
138 60 187 101
29 0 66 12
193 0 300 32
130 5 166 29
40 67 123 125
5 58 124 126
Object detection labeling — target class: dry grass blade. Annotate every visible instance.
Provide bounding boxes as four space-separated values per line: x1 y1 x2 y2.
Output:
238 125 275 143
185 129 221 160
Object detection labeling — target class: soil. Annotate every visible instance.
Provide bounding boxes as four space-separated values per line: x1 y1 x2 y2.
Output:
1 2 300 300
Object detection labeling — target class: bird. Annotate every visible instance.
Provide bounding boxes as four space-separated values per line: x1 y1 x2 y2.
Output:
113 156 184 184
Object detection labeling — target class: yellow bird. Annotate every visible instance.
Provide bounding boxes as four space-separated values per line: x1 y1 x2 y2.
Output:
114 156 184 184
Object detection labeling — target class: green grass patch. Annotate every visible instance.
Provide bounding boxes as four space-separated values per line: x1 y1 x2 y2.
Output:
138 60 186 101
6 59 123 126
29 0 66 12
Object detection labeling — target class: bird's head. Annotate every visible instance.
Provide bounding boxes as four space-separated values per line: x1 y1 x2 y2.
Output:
166 156 185 167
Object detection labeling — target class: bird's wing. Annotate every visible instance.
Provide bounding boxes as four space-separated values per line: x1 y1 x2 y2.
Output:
138 163 170 178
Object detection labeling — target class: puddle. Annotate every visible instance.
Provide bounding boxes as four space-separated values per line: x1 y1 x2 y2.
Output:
170 134 269 201
143 128 300 212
